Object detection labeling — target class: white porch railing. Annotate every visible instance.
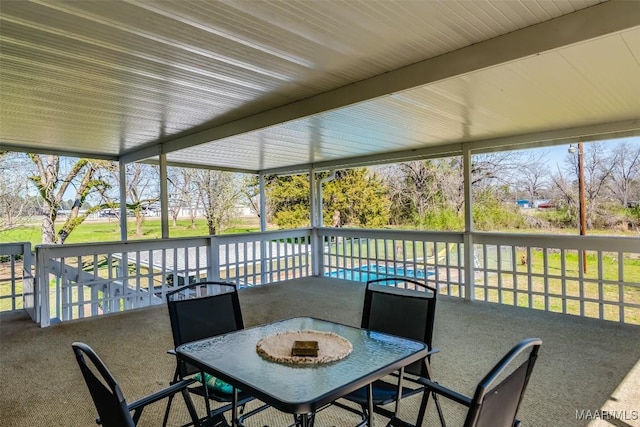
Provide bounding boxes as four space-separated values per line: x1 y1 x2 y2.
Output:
473 233 640 324
318 228 640 325
0 242 34 319
31 229 312 327
3 227 638 326
317 228 466 297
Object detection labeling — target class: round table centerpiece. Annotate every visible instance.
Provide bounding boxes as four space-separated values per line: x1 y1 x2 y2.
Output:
256 329 352 365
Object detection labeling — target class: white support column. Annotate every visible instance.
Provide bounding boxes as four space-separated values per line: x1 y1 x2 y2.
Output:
36 247 50 327
259 174 268 284
159 153 169 239
207 236 220 282
463 145 475 301
259 174 267 232
310 168 318 228
310 168 322 276
119 159 128 241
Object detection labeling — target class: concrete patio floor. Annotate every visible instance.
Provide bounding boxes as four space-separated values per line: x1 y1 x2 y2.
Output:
1 277 638 426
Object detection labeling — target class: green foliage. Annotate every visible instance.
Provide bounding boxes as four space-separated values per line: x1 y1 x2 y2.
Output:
323 169 390 227
420 207 464 231
267 175 311 228
536 206 575 228
473 191 526 230
266 169 391 229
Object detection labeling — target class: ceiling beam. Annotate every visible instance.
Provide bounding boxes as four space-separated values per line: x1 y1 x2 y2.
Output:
122 1 640 162
470 119 640 154
0 142 118 161
259 119 640 175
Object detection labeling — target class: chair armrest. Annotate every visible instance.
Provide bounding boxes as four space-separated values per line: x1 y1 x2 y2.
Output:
127 377 197 412
167 348 176 356
419 378 473 407
427 347 440 356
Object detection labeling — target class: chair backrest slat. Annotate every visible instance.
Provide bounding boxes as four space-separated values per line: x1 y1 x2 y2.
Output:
362 277 437 377
166 281 243 377
466 338 542 427
72 342 135 427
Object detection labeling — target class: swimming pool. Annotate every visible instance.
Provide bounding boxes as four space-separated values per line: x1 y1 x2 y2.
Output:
325 264 434 282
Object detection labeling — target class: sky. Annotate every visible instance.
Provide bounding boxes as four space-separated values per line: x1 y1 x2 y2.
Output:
527 136 640 171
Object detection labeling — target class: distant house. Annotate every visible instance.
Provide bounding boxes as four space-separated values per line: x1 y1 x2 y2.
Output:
516 199 555 209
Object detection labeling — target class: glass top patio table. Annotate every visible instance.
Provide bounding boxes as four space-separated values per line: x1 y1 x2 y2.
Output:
176 316 428 424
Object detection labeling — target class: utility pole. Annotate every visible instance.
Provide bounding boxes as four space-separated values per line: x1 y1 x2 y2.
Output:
569 143 587 274
578 143 587 274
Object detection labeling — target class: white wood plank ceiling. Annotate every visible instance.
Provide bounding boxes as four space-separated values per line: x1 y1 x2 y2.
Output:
1 0 639 173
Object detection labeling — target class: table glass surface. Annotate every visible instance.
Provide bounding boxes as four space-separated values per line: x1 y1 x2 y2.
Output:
176 317 427 411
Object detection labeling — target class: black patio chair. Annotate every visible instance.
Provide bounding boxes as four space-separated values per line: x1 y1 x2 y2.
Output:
164 281 258 426
71 341 200 427
332 277 444 426
389 338 542 427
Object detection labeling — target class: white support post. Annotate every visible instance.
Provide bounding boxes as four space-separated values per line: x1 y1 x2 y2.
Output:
159 153 169 239
463 145 475 301
259 174 268 284
310 169 322 276
208 236 220 282
36 247 50 327
119 159 128 241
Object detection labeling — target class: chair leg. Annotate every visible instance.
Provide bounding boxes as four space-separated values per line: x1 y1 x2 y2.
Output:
162 394 175 427
181 388 202 427
422 358 446 427
433 392 446 427
415 389 429 426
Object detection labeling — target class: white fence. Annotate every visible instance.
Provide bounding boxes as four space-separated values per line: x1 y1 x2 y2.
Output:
2 227 638 326
0 242 34 319
32 229 312 326
318 228 465 297
473 233 640 324
318 228 640 325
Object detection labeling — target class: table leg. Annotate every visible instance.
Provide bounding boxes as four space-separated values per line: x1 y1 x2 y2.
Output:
367 383 374 426
298 413 315 427
394 366 405 417
232 387 238 427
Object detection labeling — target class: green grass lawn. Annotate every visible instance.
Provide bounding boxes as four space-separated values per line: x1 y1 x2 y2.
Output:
0 217 261 247
475 250 640 324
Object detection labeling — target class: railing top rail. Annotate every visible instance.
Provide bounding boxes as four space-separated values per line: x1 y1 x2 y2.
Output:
317 227 464 242
214 228 312 243
473 232 640 252
0 242 32 256
35 236 212 257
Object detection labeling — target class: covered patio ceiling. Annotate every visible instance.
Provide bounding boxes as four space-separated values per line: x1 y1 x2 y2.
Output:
1 0 639 174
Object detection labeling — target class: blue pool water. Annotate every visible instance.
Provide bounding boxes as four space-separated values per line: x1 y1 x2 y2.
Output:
325 264 434 282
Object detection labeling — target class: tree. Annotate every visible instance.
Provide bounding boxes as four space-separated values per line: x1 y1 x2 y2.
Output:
242 175 262 221
551 143 618 229
265 174 310 228
168 167 199 228
323 169 391 227
193 170 240 235
608 142 640 207
265 169 391 229
27 154 109 244
514 151 551 205
382 158 464 229
0 153 36 229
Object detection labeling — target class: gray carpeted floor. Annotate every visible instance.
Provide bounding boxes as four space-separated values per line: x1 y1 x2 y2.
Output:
1 277 639 427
